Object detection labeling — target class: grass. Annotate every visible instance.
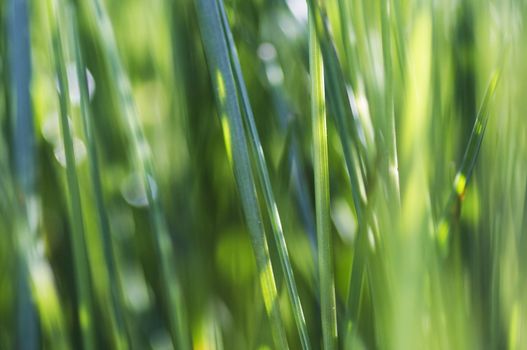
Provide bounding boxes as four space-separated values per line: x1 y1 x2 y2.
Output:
309 7 338 349
1 0 527 349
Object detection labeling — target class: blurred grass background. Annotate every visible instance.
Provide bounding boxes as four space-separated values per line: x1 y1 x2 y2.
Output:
1 0 527 349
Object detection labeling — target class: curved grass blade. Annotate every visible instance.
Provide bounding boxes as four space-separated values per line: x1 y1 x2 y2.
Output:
81 0 191 348
309 9 338 350
195 0 288 348
68 6 130 349
216 2 311 348
436 72 500 255
47 0 98 348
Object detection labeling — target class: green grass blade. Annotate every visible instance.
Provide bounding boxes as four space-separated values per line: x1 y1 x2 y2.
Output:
8 0 70 348
195 0 289 348
47 0 96 348
436 72 500 255
82 0 191 348
6 0 39 347
216 2 311 348
306 0 368 225
309 9 338 350
256 38 318 256
519 180 527 287
68 6 129 349
390 0 407 82
380 0 401 203
336 0 359 91
306 0 372 343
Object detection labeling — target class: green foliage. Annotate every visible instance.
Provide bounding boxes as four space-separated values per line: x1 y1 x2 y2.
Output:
1 0 526 349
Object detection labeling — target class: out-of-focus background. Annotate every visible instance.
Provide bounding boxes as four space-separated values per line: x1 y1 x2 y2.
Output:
1 0 527 349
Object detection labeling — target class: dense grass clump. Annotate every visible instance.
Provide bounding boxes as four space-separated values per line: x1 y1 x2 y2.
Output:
1 0 526 349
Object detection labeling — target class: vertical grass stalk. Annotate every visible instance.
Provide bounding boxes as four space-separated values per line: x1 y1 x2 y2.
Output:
195 0 289 347
380 0 401 203
6 0 39 347
47 0 96 348
68 5 130 349
309 9 338 350
216 1 310 348
81 0 191 348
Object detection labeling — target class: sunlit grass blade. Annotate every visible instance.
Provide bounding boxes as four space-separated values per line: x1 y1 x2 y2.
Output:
380 0 401 203
68 6 130 349
436 72 500 255
309 9 338 350
195 0 289 348
390 0 407 82
336 0 359 91
47 0 97 348
520 181 527 281
306 0 368 227
81 0 191 348
216 2 311 348
305 0 373 341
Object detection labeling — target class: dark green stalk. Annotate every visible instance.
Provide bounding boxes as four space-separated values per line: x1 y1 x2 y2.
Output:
309 8 337 350
68 6 130 349
216 2 310 348
436 72 500 255
82 0 191 348
47 0 96 348
380 0 401 203
195 0 288 348
6 0 39 347
306 0 368 225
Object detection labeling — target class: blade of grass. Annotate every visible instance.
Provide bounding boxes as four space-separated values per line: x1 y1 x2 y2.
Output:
68 5 130 349
390 0 407 82
254 32 317 257
336 0 359 91
436 72 500 255
306 0 368 227
380 0 401 203
6 0 39 347
81 0 191 348
310 7 372 324
8 0 69 348
47 0 97 348
195 0 289 348
309 8 338 350
304 1 375 342
216 2 311 348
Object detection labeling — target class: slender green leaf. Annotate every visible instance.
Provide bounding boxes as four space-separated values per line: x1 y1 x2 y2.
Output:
436 72 500 255
309 9 338 350
81 0 191 348
7 0 69 349
6 0 39 347
195 0 289 348
216 2 311 348
47 0 96 348
306 0 368 227
380 0 401 203
68 6 130 349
